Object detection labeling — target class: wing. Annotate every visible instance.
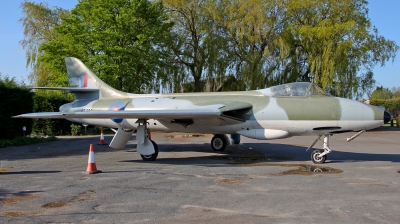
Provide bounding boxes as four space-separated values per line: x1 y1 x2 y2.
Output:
13 102 253 126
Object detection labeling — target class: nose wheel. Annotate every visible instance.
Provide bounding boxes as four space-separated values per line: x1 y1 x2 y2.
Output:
307 135 332 164
311 149 326 164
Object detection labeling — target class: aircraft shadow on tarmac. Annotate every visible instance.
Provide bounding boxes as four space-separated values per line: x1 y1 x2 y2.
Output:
2 135 399 164
119 142 400 165
0 136 121 161
0 189 45 198
0 171 62 175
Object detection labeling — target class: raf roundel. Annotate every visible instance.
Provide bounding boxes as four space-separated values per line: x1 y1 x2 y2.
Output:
108 101 126 123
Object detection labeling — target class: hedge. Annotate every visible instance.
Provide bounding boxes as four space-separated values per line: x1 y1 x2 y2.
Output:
0 79 75 139
0 84 34 139
370 98 400 118
32 92 74 135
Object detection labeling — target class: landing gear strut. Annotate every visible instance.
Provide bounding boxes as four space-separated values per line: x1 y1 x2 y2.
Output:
136 119 158 161
307 135 332 164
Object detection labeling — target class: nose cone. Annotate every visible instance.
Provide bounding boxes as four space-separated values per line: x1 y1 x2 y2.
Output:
384 111 391 124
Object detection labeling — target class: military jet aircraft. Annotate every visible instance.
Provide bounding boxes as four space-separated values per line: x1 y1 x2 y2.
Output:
14 57 391 164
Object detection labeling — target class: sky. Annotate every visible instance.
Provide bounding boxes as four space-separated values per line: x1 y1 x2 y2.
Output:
0 0 399 91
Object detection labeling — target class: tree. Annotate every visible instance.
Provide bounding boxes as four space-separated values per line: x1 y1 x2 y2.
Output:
164 0 231 92
211 0 397 97
39 0 173 93
212 0 287 90
391 86 400 98
371 86 393 100
19 1 69 86
281 0 398 98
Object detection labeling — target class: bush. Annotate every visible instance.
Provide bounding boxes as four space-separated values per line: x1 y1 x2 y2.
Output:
0 75 34 139
32 91 74 135
370 98 400 118
70 124 81 136
0 74 75 138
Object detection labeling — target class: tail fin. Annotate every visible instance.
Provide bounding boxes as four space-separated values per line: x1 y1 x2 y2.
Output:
65 57 126 99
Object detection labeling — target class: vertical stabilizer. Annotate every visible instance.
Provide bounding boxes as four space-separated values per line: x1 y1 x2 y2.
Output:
65 57 126 99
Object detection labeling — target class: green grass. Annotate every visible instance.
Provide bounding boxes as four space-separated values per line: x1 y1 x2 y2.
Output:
0 136 57 148
383 119 399 127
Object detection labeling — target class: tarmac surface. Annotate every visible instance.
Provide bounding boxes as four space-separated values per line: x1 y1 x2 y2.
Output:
1 127 399 223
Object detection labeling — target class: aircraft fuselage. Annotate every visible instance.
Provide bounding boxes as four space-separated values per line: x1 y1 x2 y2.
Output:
63 89 384 139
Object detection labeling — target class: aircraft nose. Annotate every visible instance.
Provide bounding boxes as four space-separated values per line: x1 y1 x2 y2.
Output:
384 111 391 124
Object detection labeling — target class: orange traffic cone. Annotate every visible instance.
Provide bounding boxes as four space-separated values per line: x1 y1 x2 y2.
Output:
147 129 152 140
86 144 101 174
98 129 107 145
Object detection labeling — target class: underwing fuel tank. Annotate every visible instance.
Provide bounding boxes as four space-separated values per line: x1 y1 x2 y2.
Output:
237 129 289 140
109 128 134 149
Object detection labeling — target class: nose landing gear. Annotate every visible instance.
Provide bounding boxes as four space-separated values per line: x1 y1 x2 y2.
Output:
307 135 332 164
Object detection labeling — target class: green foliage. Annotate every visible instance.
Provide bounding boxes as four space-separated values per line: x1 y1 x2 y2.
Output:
391 87 400 98
370 98 400 118
210 0 397 97
70 124 81 136
0 136 57 148
84 126 100 135
20 0 398 98
281 0 398 99
370 86 400 118
39 0 173 92
164 0 230 92
371 86 393 100
211 0 286 90
32 91 73 135
0 74 75 139
19 1 69 86
0 74 34 140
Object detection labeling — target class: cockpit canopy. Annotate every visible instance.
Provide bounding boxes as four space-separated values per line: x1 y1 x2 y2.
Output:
270 82 331 97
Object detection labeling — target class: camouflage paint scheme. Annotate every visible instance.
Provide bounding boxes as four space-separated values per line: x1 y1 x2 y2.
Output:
14 57 386 162
16 57 384 138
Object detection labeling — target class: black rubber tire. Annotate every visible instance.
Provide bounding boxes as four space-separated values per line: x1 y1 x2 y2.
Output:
140 140 159 161
311 149 326 164
211 134 228 151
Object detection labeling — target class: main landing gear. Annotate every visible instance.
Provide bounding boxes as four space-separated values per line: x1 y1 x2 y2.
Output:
211 134 229 151
136 120 158 161
140 140 158 161
210 134 240 151
307 135 332 164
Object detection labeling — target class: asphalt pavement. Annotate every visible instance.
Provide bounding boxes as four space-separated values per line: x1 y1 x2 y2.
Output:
1 128 399 223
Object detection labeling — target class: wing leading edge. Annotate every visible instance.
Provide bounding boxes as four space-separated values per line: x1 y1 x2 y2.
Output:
13 102 253 126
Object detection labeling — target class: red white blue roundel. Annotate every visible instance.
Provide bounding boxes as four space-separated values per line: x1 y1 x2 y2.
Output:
108 101 126 123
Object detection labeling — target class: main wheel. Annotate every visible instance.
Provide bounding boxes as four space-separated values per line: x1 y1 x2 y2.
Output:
211 134 228 151
311 149 326 164
140 140 159 161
